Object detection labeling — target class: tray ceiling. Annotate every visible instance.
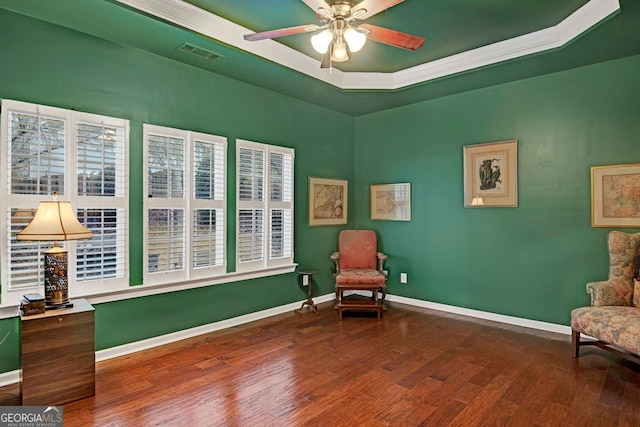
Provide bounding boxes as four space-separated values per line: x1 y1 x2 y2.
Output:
0 0 638 115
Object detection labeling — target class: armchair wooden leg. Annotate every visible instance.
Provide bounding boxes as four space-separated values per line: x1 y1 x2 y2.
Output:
572 329 580 358
380 285 387 311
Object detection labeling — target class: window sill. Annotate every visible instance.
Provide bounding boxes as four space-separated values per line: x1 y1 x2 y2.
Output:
0 264 297 319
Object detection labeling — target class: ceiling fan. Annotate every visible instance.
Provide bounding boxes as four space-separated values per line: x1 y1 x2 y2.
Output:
243 0 425 68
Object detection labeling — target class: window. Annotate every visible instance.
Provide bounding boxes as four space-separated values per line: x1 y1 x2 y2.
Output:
144 124 226 283
236 139 294 272
0 99 129 307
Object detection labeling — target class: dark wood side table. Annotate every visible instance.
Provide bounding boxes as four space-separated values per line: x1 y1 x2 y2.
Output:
20 298 95 406
295 269 320 314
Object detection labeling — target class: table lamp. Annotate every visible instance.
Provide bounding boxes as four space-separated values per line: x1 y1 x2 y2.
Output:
17 193 93 309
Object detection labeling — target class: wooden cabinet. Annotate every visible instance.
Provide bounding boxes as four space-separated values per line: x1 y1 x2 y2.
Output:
20 299 95 406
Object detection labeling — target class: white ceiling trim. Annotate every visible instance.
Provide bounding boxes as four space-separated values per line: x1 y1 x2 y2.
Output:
116 0 620 91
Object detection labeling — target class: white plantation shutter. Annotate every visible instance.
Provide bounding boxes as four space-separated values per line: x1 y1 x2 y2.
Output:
148 208 185 272
237 145 265 268
238 147 264 202
8 111 65 195
269 208 292 259
5 107 66 293
145 125 187 281
238 208 264 263
74 113 128 290
190 135 226 277
148 134 185 199
236 140 293 272
76 208 125 280
144 125 227 283
0 100 129 306
192 208 223 268
270 153 284 201
194 140 224 201
269 151 293 261
7 208 42 290
76 122 126 197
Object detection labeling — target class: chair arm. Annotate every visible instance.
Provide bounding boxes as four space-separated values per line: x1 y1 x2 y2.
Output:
586 280 633 307
376 252 387 273
331 252 340 275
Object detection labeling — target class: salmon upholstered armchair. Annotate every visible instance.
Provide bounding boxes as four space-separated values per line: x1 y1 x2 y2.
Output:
571 231 640 364
331 230 388 319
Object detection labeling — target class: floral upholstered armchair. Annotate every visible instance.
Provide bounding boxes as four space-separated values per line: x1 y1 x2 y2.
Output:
571 231 640 364
331 230 388 319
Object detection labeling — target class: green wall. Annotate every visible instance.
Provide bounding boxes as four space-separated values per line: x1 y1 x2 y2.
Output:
0 10 353 373
354 54 640 325
1 6 639 376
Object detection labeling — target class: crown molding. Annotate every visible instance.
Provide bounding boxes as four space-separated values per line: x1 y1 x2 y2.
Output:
116 0 620 91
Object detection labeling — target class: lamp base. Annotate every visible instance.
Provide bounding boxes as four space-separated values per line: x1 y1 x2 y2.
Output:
44 245 70 310
45 301 74 310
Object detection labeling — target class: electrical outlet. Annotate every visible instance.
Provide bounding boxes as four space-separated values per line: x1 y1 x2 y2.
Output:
302 275 309 286
400 272 407 284
382 269 389 277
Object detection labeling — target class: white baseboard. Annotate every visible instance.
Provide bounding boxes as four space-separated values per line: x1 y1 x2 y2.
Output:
0 292 570 387
0 370 19 388
384 293 571 335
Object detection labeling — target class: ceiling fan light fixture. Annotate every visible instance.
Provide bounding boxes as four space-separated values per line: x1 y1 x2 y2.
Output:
311 29 333 54
243 0 425 68
330 40 349 62
344 27 366 52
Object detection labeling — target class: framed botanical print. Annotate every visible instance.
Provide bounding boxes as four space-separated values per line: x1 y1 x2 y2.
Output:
591 163 640 227
463 140 518 208
370 183 411 221
308 176 348 226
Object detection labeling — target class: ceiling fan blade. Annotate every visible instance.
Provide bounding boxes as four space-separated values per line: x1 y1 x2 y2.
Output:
300 0 332 15
244 25 313 42
353 0 404 20
359 24 425 51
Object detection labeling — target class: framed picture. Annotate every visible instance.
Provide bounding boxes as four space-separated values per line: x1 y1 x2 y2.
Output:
308 176 348 226
370 183 411 221
591 163 640 227
463 140 518 208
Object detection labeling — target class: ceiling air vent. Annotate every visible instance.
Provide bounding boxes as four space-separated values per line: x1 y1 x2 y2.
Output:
177 43 224 61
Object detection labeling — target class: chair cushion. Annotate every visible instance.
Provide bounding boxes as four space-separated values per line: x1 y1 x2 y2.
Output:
336 269 386 285
634 279 640 308
571 306 640 355
339 230 377 270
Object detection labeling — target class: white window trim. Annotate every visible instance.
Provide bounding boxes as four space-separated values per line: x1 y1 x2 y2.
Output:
143 124 228 286
236 139 294 273
0 99 130 308
0 109 300 313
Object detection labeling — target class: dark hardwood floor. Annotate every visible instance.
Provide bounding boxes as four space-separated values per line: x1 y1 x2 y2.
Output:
1 300 639 426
